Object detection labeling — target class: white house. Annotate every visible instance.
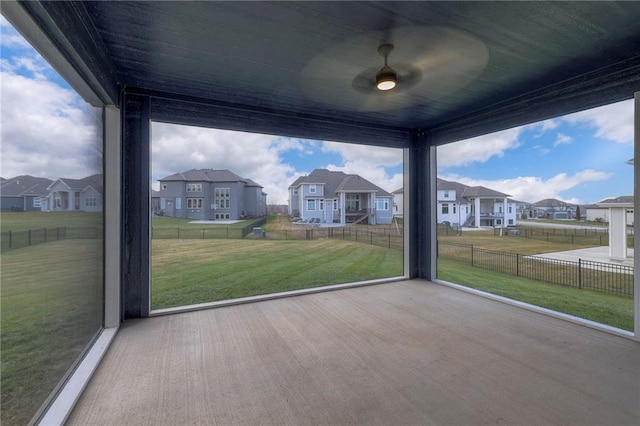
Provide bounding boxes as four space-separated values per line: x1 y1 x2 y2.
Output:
393 178 517 228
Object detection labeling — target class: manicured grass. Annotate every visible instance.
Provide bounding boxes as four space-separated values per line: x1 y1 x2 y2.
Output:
152 215 255 228
152 239 403 308
437 258 633 331
1 240 103 426
438 230 599 255
0 211 103 232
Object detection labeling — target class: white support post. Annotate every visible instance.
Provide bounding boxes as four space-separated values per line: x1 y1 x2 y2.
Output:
634 91 640 340
608 207 627 260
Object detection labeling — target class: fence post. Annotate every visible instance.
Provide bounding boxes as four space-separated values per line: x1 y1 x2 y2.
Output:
355 230 358 241
516 253 519 276
578 258 582 289
370 232 373 245
471 244 474 267
388 234 391 248
29 230 32 246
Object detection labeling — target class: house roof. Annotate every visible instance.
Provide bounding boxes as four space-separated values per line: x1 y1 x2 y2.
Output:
461 186 511 199
0 175 54 197
289 169 392 197
532 198 575 208
598 195 634 204
158 169 257 185
49 174 104 194
9 2 640 147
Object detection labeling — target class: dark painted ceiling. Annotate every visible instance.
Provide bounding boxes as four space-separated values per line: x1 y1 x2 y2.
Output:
19 1 640 144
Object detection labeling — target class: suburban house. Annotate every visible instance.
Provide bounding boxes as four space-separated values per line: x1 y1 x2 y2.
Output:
0 175 53 212
157 169 267 220
586 196 635 225
45 174 104 212
392 187 404 217
288 169 394 225
530 198 577 219
393 179 517 228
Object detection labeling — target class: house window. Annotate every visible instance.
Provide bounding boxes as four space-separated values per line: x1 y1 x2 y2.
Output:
376 199 389 210
293 188 298 195
508 219 514 225
307 199 316 211
85 197 97 207
333 199 338 211
187 198 203 209
508 205 512 213
453 204 457 214
309 184 316 194
33 198 41 207
345 194 360 212
215 188 230 209
496 219 502 225
444 190 449 198
186 183 202 192
442 203 449 214
499 205 503 213
176 198 182 209
319 199 324 211
161 184 167 190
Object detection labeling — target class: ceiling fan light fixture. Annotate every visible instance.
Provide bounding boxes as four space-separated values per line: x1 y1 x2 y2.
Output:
376 44 397 91
376 66 397 91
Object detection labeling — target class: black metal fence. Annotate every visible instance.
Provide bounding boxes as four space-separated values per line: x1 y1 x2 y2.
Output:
293 226 404 250
1 226 102 252
153 217 269 240
438 241 633 298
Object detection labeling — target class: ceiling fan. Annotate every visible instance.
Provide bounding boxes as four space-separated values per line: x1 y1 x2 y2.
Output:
300 26 489 112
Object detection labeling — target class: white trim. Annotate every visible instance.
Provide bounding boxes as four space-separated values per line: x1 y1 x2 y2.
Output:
38 327 119 425
151 277 406 317
433 279 635 339
634 91 640 339
104 105 121 328
403 148 410 278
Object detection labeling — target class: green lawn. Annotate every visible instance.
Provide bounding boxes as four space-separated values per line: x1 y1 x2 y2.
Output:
1 240 103 426
152 238 403 308
437 257 633 331
0 211 103 231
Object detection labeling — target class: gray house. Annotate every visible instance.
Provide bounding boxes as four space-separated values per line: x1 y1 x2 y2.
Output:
158 169 267 220
46 174 103 212
288 169 394 225
0 175 53 212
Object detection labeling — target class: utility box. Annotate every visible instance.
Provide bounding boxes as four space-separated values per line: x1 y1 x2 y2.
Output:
253 227 265 238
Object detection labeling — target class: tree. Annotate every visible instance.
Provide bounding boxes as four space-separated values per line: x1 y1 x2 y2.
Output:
575 205 581 221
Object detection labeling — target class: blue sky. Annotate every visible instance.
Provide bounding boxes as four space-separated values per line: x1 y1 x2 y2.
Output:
2 16 634 205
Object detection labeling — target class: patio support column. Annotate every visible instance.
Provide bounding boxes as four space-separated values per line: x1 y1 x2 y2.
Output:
408 130 436 280
340 192 346 224
633 90 640 340
121 91 150 319
608 207 628 261
475 198 481 228
503 198 508 227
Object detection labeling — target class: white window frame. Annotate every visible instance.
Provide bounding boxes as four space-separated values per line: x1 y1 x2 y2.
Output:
85 197 97 207
307 199 316 211
33 197 41 207
442 203 449 214
187 198 203 209
215 187 230 209
333 199 338 211
309 184 316 194
319 199 324 211
186 183 202 192
293 188 298 195
376 199 389 210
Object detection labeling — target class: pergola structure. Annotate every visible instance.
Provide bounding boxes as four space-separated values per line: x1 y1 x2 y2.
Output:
3 1 640 423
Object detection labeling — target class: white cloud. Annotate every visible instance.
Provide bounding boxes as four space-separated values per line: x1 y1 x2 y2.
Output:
438 126 522 168
1 71 101 179
562 99 633 144
440 169 611 204
151 123 302 204
553 133 573 147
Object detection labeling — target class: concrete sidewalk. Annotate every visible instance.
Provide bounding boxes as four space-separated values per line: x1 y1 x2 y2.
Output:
532 246 634 267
